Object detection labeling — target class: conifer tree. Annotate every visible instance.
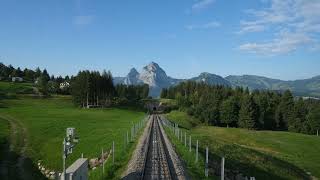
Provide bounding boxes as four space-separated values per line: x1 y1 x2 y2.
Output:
238 95 257 129
221 97 239 127
277 90 294 130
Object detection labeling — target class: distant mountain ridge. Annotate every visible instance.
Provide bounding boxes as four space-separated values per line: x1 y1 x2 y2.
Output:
114 62 320 98
191 72 231 87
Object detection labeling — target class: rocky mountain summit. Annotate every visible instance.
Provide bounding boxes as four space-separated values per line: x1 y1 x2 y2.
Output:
114 62 320 98
123 68 143 85
116 62 183 97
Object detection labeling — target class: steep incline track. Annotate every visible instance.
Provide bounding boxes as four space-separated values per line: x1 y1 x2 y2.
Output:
122 115 187 180
143 115 172 180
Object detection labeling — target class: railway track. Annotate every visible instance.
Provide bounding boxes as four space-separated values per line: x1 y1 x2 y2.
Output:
122 115 187 180
142 115 173 180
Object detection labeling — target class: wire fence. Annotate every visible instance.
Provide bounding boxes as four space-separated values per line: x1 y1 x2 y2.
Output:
86 115 150 179
161 116 256 180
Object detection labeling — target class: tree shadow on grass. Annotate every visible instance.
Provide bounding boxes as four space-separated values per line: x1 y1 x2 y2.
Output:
197 143 310 180
0 139 46 180
0 93 19 108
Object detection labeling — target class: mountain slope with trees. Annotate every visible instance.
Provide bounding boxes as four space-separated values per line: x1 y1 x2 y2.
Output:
161 81 320 135
226 75 320 97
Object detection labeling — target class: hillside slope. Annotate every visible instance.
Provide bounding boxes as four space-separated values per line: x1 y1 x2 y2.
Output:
165 111 320 179
226 75 320 97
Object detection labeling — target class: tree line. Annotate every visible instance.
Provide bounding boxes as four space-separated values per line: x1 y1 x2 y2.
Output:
161 81 320 135
0 63 71 95
0 63 150 107
71 70 149 108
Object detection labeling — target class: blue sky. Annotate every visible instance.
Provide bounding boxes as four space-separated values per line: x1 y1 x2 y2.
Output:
0 0 319 80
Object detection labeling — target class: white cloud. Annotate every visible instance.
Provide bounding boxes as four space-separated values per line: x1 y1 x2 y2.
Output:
73 15 94 25
238 0 320 55
186 21 221 30
239 31 312 55
238 21 265 33
192 0 215 11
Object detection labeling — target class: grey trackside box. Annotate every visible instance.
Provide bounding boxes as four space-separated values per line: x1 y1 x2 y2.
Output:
64 158 88 180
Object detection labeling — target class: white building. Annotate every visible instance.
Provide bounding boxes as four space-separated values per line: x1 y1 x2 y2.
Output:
12 77 23 82
60 82 70 89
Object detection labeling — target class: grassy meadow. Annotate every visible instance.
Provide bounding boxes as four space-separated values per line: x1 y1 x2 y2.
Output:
0 81 34 95
165 110 320 180
0 82 146 179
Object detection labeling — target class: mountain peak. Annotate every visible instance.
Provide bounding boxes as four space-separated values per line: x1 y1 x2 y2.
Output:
200 72 212 76
144 61 161 71
128 68 139 75
140 62 169 87
124 68 142 85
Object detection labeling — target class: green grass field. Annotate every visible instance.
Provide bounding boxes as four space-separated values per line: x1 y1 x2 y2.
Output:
165 110 320 179
163 125 215 179
0 81 34 95
165 110 200 130
0 94 145 179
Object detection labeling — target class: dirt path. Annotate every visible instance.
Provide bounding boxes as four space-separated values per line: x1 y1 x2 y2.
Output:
0 115 31 180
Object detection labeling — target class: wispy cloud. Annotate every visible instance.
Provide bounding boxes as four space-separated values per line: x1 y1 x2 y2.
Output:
238 0 320 55
237 21 265 34
239 31 312 55
192 0 215 12
73 15 94 25
186 21 221 30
